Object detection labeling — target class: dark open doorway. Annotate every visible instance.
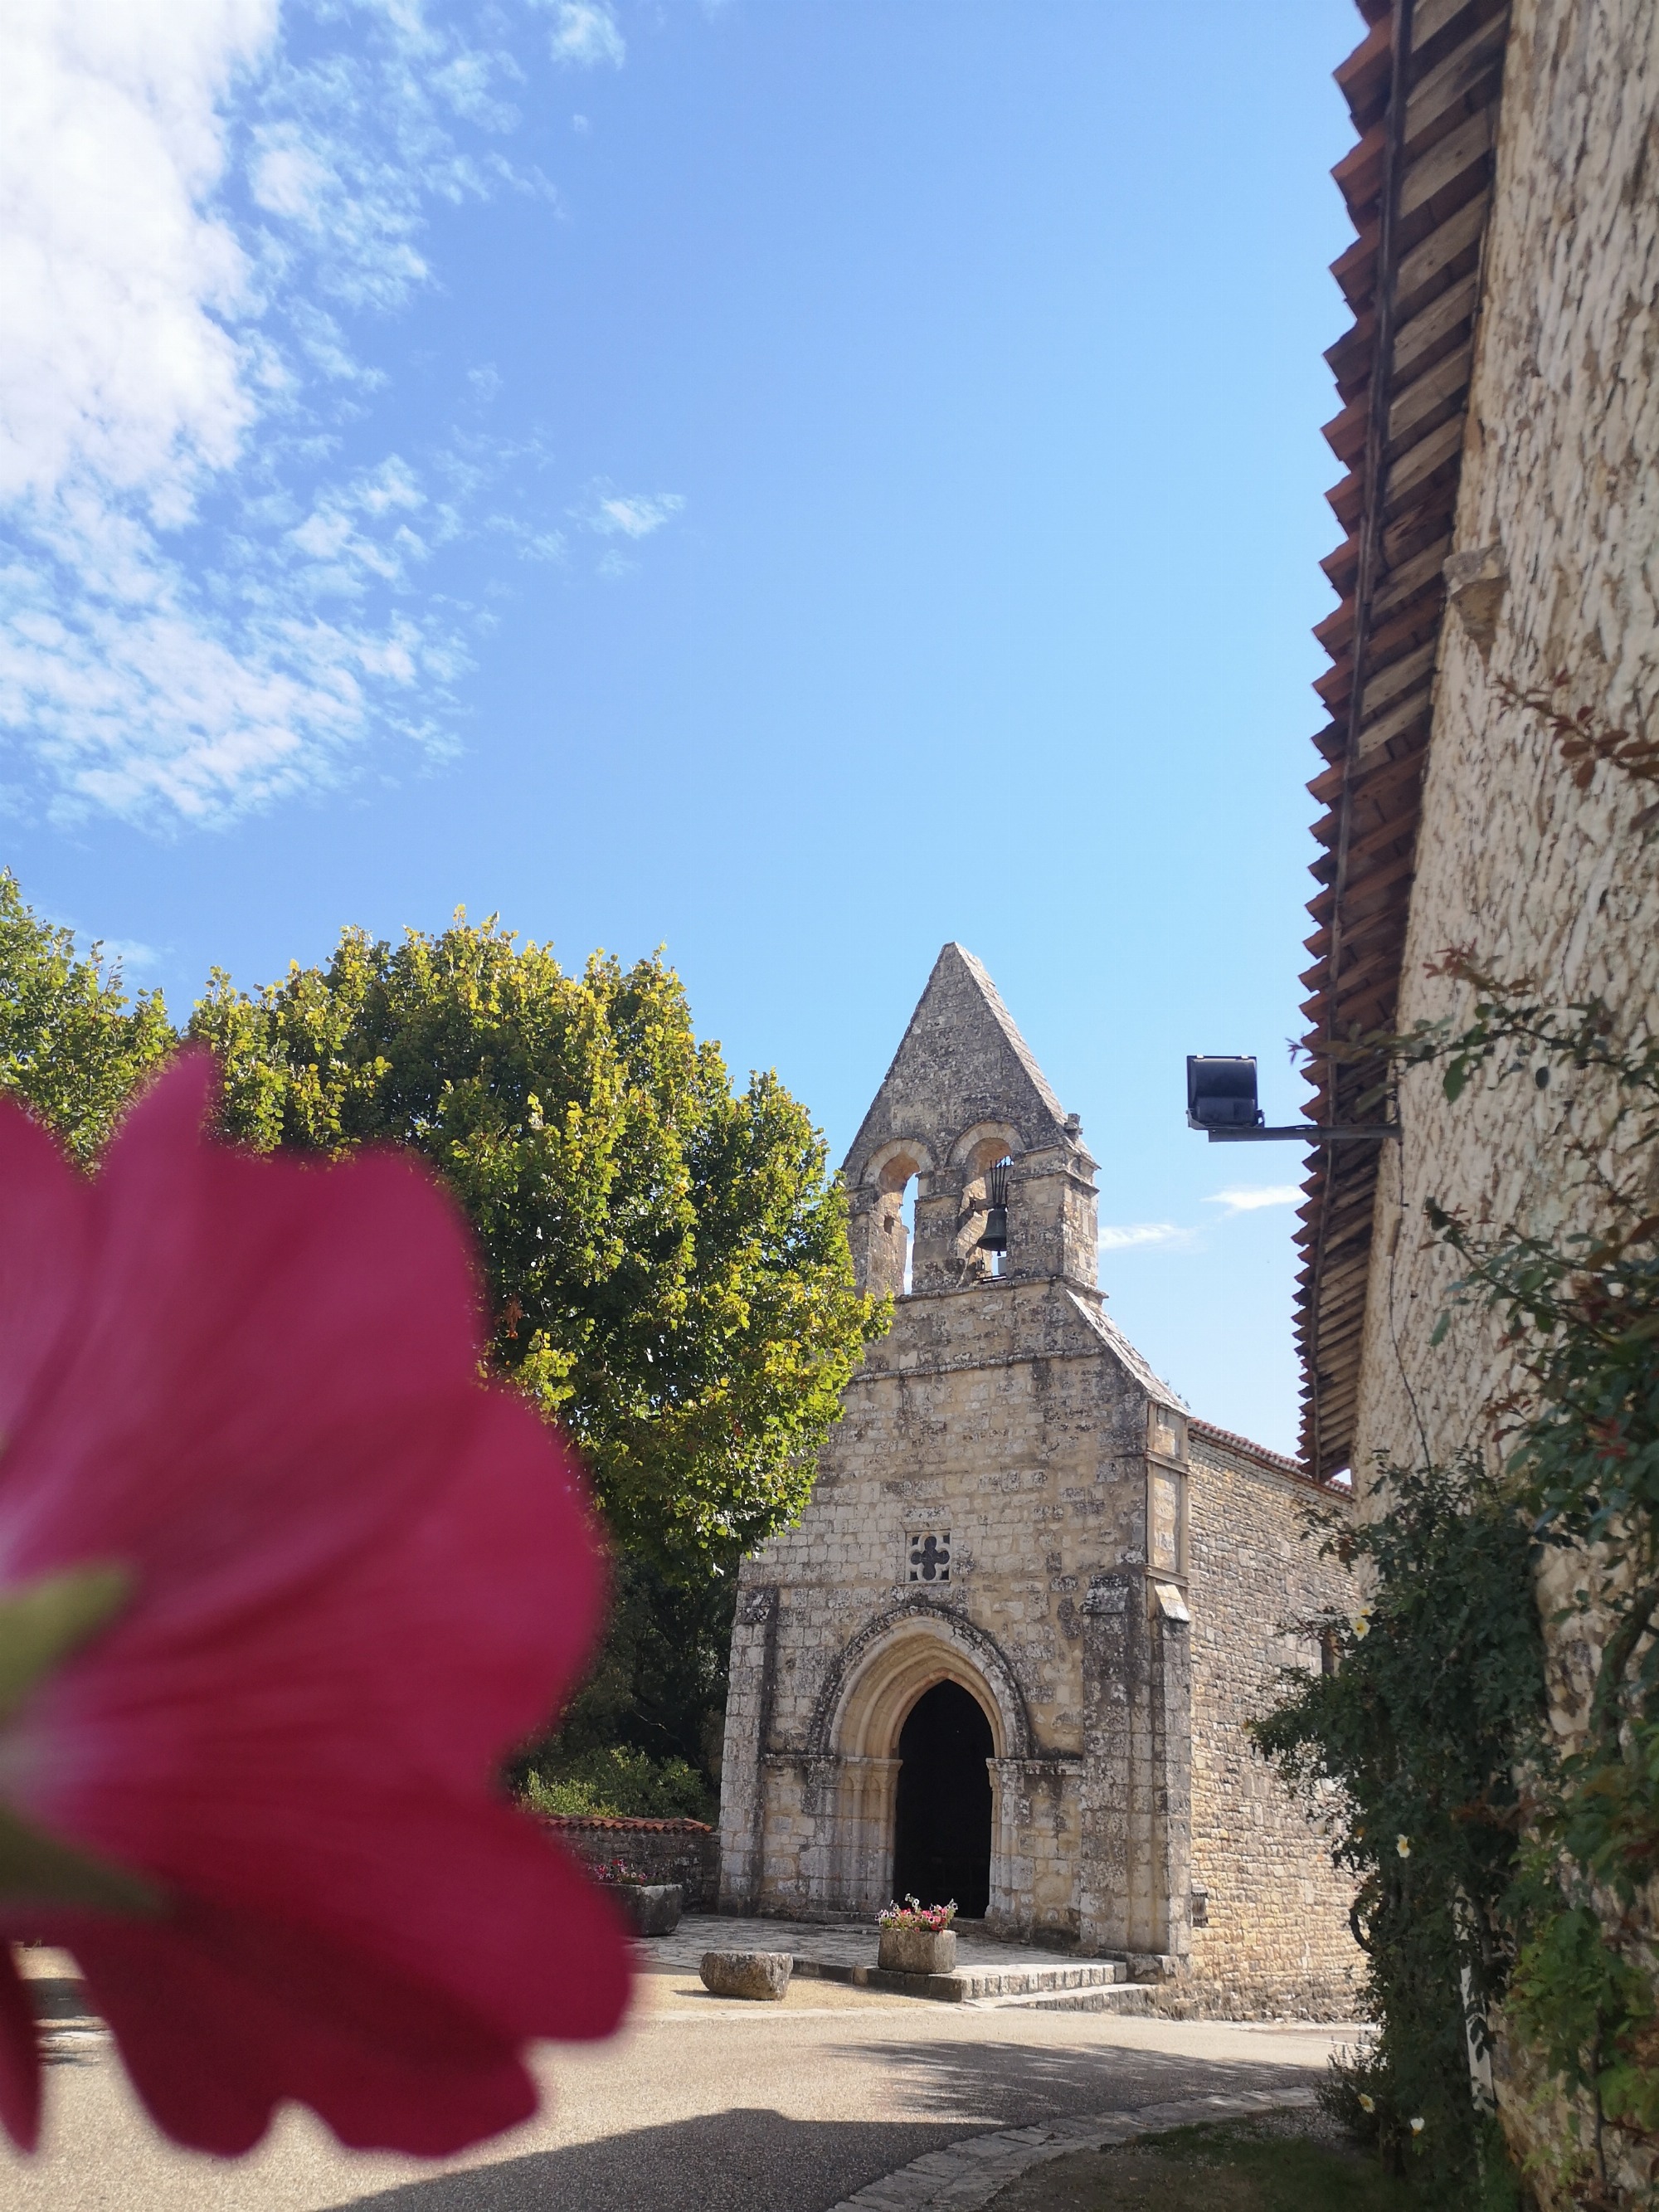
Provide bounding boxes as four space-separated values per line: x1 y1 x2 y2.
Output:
891 1679 993 1917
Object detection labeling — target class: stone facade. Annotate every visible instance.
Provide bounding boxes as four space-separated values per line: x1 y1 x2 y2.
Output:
718 945 1357 2013
1326 1 1658 2190
1186 1425 1361 2019
1353 0 1659 1493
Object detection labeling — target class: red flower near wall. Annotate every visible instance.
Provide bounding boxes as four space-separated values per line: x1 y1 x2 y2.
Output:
0 1055 630 2156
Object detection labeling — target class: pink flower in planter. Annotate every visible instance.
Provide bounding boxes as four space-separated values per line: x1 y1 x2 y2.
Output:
0 1056 630 2156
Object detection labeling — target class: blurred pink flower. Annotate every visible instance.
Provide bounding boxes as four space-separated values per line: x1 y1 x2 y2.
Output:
0 1055 630 2156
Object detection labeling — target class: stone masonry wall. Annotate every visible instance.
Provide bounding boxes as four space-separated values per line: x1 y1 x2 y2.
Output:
1346 2 1657 2185
720 1276 1165 1944
1182 1426 1360 2020
1353 0 1659 1500
537 1817 722 1909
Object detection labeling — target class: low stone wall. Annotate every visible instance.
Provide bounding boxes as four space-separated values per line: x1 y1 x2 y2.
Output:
536 1815 721 1910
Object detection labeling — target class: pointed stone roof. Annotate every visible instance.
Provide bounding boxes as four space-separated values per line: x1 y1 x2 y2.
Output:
843 943 1069 1177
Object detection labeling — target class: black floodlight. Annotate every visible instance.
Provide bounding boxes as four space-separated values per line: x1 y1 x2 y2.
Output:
1186 1055 1263 1132
1185 1054 1401 1144
977 1158 1010 1253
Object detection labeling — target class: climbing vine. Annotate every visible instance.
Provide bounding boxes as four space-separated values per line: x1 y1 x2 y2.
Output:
1257 675 1659 2206
1254 1455 1543 2203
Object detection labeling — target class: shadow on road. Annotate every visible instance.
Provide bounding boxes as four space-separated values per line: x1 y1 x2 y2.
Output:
325 2046 1322 2212
327 2107 958 2212
831 2034 1318 2119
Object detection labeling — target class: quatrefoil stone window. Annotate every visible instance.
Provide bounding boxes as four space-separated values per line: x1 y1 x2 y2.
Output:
907 1530 951 1584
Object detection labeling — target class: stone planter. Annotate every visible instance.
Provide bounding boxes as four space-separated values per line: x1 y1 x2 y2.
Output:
878 1924 957 1976
613 1882 683 1937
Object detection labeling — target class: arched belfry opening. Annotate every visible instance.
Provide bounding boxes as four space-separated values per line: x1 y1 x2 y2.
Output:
892 1680 994 1917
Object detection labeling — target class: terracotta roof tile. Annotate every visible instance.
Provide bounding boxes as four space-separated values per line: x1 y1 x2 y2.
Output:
1295 0 1511 1478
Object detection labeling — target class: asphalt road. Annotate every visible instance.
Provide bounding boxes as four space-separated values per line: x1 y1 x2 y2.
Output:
1 1965 1355 2212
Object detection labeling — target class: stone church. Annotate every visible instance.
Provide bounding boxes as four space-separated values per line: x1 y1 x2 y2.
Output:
718 943 1359 2015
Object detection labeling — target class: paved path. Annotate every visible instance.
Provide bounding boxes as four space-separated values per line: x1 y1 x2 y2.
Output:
1 1951 1358 2212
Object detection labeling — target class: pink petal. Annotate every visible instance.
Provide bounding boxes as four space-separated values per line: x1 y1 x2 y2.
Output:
20 1388 606 1833
0 1100 89 1450
0 1053 631 2152
69 1898 541 2156
0 1951 39 2152
0 1054 489 1625
14 1392 630 2049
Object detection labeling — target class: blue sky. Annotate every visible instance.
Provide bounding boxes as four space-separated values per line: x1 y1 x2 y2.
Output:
2 0 1356 1454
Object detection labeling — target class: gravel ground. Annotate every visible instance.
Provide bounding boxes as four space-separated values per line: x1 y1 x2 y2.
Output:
0 1959 1357 2212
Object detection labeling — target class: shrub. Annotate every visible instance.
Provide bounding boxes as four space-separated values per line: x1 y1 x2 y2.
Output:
517 1746 715 1824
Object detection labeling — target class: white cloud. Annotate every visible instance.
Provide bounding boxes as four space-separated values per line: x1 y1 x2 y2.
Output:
577 483 687 538
547 3 625 67
1097 1222 1194 1253
0 519 459 826
0 0 536 826
0 0 274 514
0 1 685 828
100 937 161 976
1206 1185 1304 1215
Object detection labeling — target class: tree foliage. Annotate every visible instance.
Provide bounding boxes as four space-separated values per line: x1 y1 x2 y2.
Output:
1254 1459 1544 2201
0 870 173 1162
187 913 886 1579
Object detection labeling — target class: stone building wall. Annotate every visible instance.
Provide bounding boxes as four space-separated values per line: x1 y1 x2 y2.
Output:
1339 1 1658 2189
718 942 1362 2015
1352 0 1659 1499
1184 1424 1360 2020
718 1273 1186 1954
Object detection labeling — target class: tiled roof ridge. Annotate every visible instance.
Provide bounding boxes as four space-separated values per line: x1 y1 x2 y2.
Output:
1295 0 1512 1478
1188 1415 1332 1489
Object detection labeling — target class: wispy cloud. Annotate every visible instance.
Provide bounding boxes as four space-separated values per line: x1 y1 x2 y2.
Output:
1206 1185 1304 1215
576 483 687 539
546 3 625 67
0 1 269 516
1097 1222 1197 1253
0 0 632 829
100 937 162 977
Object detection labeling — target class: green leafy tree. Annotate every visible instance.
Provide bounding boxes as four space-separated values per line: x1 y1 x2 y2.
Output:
187 913 885 1581
0 870 174 1161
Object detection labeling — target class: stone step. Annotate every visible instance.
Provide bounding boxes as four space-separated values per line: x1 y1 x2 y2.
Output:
790 1956 1129 2004
971 1984 1156 2015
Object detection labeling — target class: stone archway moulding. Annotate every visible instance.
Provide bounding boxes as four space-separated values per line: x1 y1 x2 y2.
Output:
946 1120 1025 1172
857 1136 937 1190
808 1601 1034 1762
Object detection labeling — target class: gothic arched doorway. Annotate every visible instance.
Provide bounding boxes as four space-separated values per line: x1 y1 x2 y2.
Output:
892 1680 993 1917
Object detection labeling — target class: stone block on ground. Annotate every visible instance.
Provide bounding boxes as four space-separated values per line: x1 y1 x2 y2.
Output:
699 1949 792 2000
